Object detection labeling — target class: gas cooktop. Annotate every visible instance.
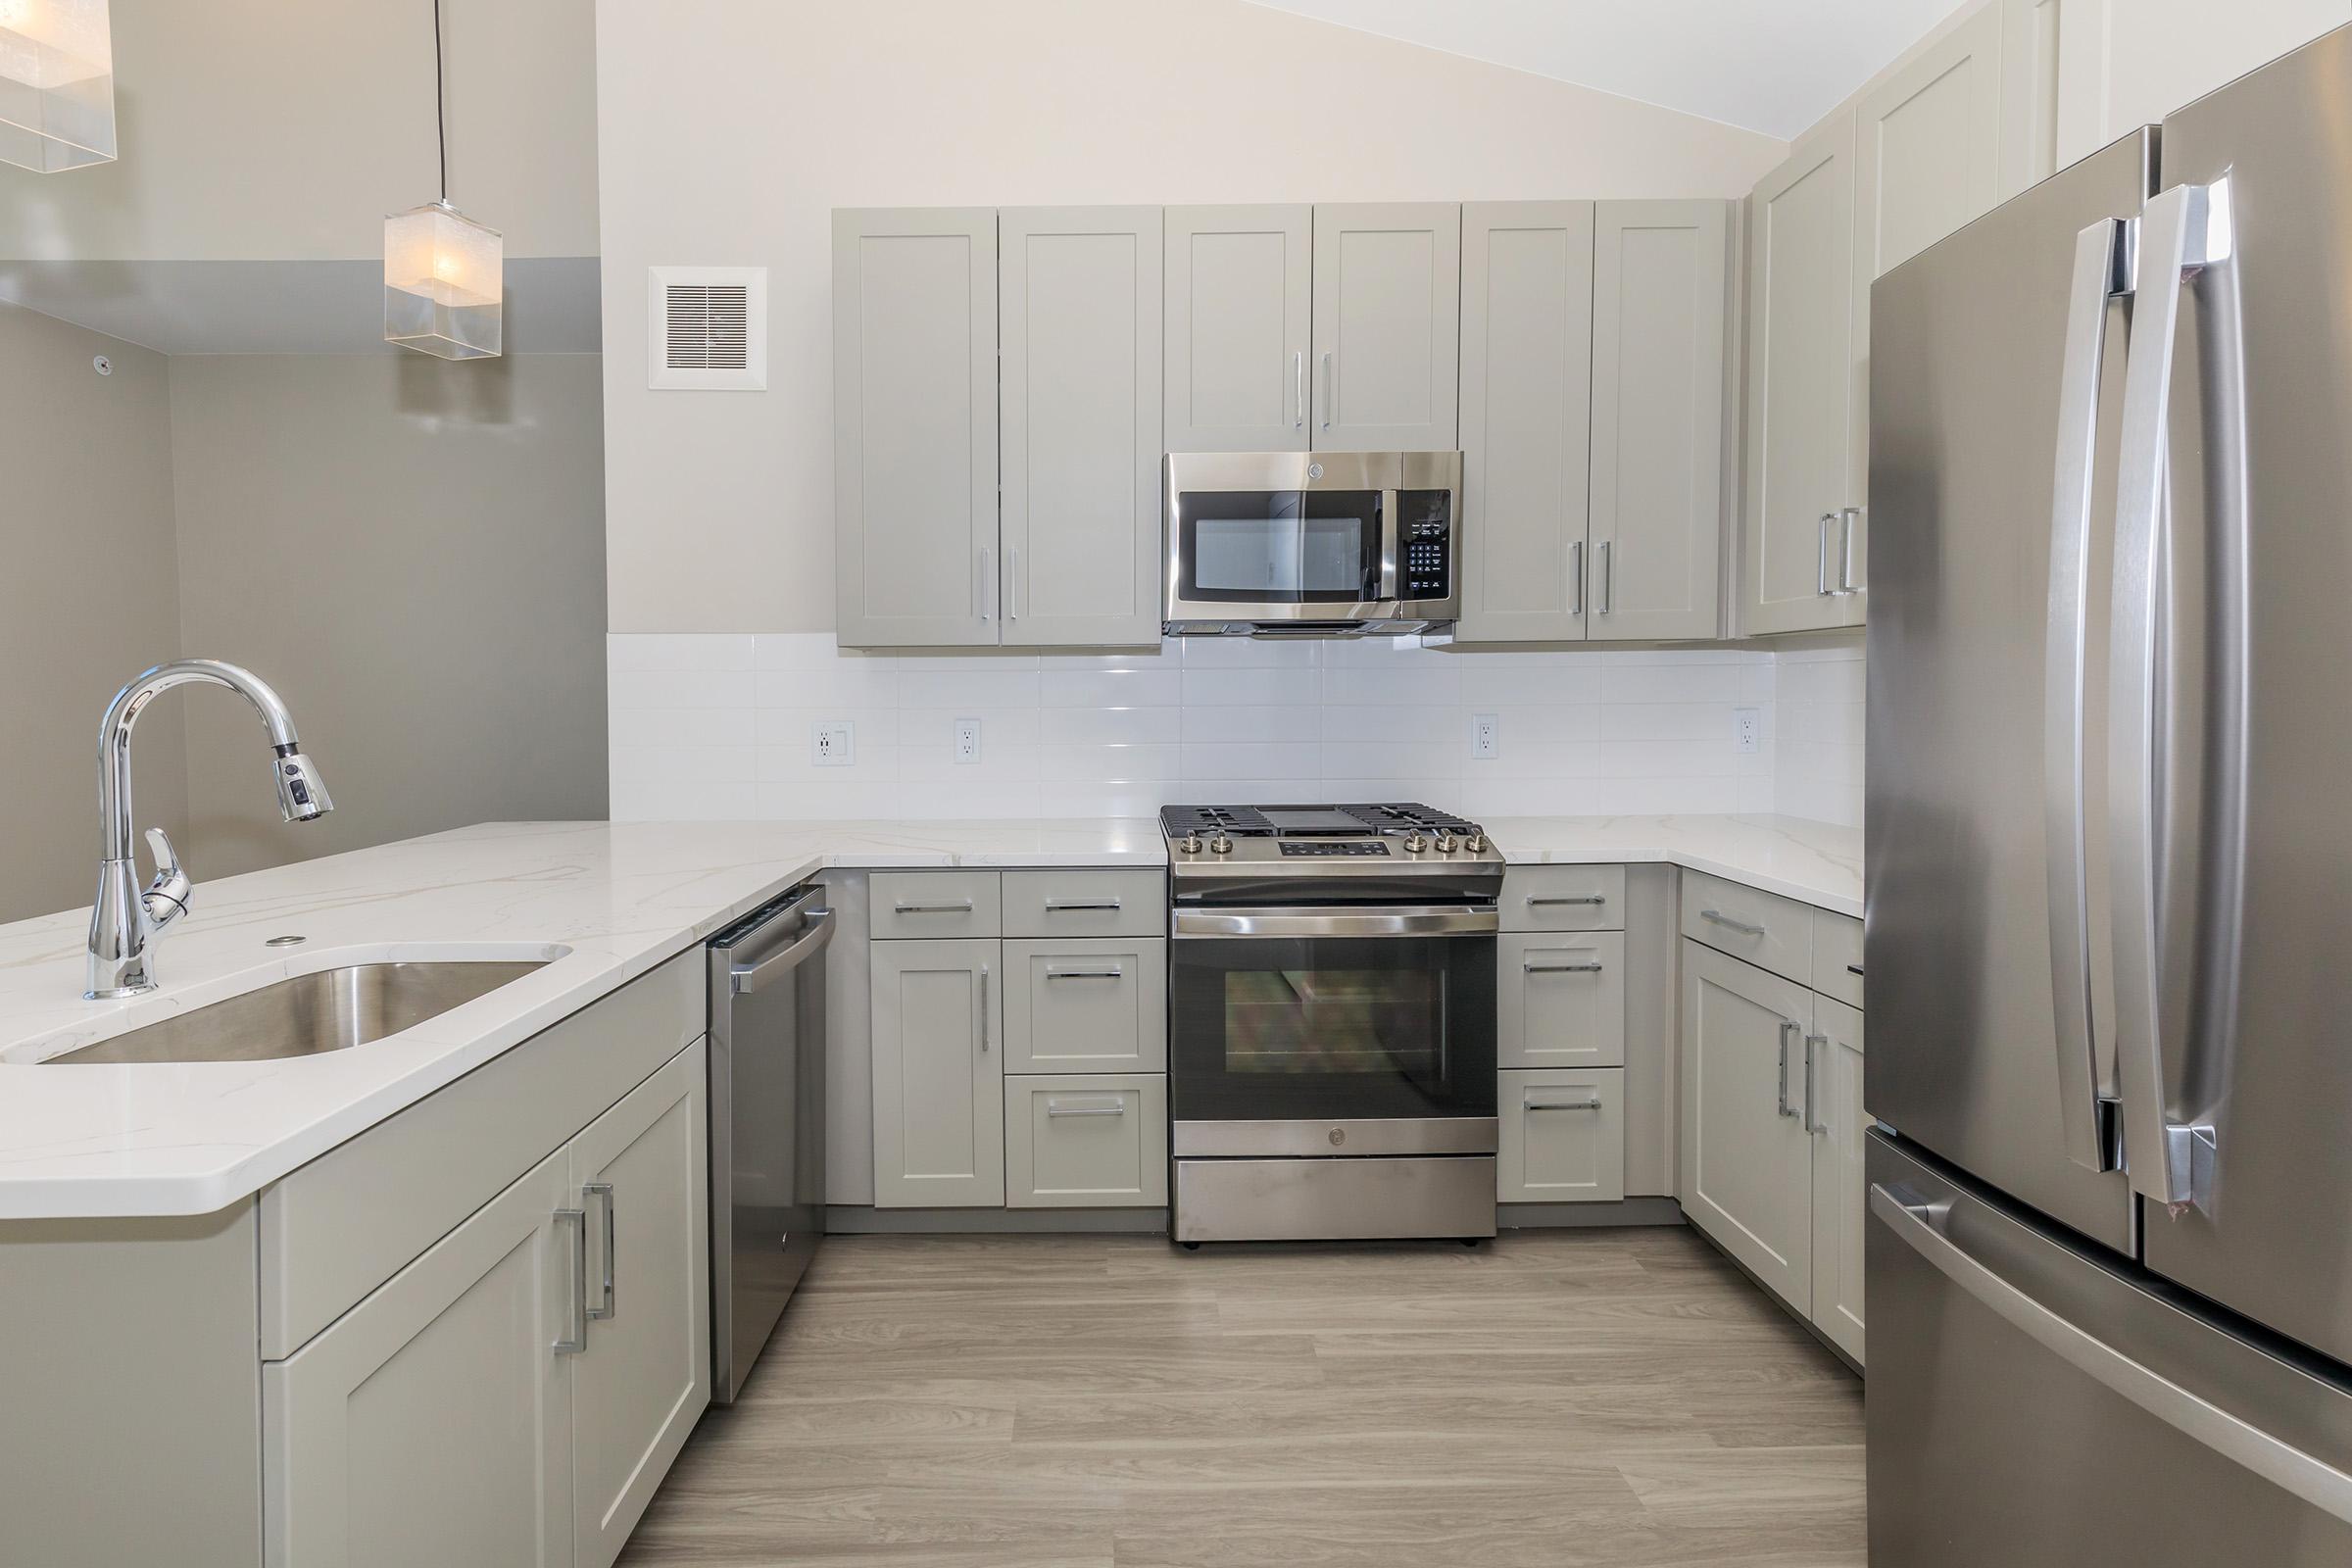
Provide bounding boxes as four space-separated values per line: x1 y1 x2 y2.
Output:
1159 802 1497 873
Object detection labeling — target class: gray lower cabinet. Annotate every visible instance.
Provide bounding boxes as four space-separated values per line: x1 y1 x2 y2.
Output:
1807 995 1867 1363
999 206 1163 646
1163 203 1311 452
833 207 1000 647
870 937 1005 1207
1310 202 1461 450
1004 1073 1170 1208
1002 936 1168 1072
265 1040 711 1568
1498 1068 1627 1202
265 1146 579 1567
1498 930 1626 1069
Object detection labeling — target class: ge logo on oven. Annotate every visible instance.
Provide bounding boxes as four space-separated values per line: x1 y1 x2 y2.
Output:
1328 1127 1346 1147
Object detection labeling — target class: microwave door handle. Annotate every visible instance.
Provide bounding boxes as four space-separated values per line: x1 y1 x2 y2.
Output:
2045 216 2131 1174
1378 490 1400 602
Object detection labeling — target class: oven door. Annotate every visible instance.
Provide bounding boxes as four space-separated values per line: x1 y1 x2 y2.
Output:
1169 907 1497 1155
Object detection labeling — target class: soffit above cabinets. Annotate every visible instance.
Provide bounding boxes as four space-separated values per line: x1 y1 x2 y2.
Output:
1240 0 1962 138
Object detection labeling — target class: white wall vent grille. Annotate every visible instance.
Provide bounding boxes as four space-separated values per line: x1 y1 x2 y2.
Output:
648 266 766 390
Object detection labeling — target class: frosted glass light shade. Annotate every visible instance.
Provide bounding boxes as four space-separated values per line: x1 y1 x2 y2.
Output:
384 201 504 360
0 0 117 173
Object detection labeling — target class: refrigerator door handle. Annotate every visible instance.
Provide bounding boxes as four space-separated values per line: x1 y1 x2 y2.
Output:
1872 1183 2352 1524
2044 217 2132 1174
2109 179 2236 1210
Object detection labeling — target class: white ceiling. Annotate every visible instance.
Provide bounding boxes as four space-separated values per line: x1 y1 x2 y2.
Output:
1243 0 1963 137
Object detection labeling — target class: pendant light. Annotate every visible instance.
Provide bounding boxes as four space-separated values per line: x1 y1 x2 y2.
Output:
384 0 501 359
0 0 117 172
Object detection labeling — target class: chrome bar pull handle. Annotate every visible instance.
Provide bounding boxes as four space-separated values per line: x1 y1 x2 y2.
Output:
1596 540 1613 615
583 1183 615 1321
1524 959 1604 973
1803 1035 1825 1136
978 546 992 622
1046 1100 1126 1118
1777 1021 1798 1118
1700 908 1766 938
553 1207 588 1354
1007 547 1020 621
1817 514 1835 596
894 900 975 914
1526 1097 1603 1111
1571 540 1587 615
1319 351 1333 429
1838 507 1864 594
1294 348 1305 429
978 962 991 1053
1045 966 1125 981
1528 895 1606 907
1044 898 1122 911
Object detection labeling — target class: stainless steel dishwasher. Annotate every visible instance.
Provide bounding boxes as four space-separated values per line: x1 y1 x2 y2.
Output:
707 883 833 1403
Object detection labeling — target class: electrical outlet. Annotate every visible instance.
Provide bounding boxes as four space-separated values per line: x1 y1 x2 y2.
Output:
1471 712 1499 760
1733 708 1761 755
954 717 982 764
812 720 855 767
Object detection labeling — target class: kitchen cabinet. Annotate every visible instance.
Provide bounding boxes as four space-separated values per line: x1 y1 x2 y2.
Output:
833 208 999 647
1310 202 1461 451
1004 1073 1169 1207
1588 200 1731 641
1163 204 1312 452
1741 112 1862 637
566 1047 710 1568
999 206 1164 646
1498 930 1626 1069
1806 996 1868 1363
1679 941 1816 1313
2049 0 2349 170
1457 200 1594 641
1002 936 1168 1073
1498 1068 1627 1202
870 938 1005 1207
1998 0 2067 200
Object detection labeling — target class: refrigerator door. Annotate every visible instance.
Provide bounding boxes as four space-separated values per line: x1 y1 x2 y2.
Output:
1865 132 2147 1251
1867 1133 2352 1565
2131 21 2352 1365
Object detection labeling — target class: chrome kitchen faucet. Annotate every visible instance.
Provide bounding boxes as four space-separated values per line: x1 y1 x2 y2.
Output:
85 661 332 999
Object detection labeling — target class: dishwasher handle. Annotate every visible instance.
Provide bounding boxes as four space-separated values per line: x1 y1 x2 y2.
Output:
729 899 836 995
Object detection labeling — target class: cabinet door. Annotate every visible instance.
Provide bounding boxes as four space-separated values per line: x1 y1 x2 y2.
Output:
1999 0 2067 201
871 939 1005 1207
1499 1068 1626 1202
834 208 1000 648
1807 996 1867 1364
1001 207 1163 647
264 1150 574 1568
1589 200 1729 641
1002 936 1168 1072
1310 202 1461 451
1848 2 2004 622
569 1043 710 1568
1456 201 1594 642
1163 204 1311 452
1004 1073 1170 1208
1498 931 1625 1069
1741 114 1857 637
1679 942 1816 1313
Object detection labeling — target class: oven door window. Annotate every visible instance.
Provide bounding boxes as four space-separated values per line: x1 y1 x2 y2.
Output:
1174 489 1383 604
1169 934 1497 1121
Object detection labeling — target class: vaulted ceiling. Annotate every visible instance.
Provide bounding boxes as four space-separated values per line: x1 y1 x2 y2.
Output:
1244 0 1963 137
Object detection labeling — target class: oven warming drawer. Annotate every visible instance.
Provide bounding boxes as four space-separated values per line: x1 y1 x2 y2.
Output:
1173 1116 1496 1158
1174 1154 1497 1243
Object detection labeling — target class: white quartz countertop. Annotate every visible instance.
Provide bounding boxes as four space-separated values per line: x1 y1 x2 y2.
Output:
1487 813 1863 918
0 810 1856 1220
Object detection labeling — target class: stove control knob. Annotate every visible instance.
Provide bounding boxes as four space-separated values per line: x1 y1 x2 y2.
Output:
1404 832 1428 854
1435 832 1457 854
1209 833 1233 855
1464 832 1486 854
1181 833 1202 855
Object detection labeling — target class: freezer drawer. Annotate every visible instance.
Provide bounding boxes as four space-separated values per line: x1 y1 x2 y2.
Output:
1867 1133 2352 1565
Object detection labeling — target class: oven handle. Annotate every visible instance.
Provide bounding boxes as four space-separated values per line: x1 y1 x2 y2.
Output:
1172 906 1499 939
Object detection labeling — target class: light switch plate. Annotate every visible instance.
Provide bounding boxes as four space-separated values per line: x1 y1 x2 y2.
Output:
812 720 855 766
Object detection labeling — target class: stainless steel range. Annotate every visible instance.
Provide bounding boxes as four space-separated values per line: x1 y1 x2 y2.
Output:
1161 803 1501 1245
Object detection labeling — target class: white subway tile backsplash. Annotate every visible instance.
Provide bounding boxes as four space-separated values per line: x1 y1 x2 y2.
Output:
608 633 1819 823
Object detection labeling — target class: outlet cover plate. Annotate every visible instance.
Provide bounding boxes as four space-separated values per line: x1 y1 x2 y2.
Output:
1471 712 1499 760
954 717 982 764
813 720 855 766
1733 708 1761 755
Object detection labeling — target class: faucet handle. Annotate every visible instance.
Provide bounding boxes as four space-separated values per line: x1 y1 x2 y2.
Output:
142 827 192 923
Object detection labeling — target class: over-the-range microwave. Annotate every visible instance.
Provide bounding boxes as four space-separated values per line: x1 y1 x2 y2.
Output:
1161 450 1462 637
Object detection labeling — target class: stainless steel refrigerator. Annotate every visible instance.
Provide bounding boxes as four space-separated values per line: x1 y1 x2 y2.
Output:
1867 23 2352 1561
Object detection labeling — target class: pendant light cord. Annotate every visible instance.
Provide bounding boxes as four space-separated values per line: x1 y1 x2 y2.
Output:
432 0 448 203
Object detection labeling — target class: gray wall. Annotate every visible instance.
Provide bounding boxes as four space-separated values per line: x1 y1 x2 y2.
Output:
169 354 609 877
0 305 189 923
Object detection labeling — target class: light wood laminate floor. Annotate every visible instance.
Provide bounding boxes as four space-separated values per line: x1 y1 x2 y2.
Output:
618 1227 1864 1567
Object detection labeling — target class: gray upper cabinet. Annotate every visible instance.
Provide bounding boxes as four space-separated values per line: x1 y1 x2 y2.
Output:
1588 200 1730 642
834 208 999 647
1000 207 1164 646
1741 113 1861 636
1456 201 1595 642
1163 204 1311 452
1310 202 1461 451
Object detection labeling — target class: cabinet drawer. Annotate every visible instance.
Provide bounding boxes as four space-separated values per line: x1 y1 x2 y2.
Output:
1681 870 1813 987
1002 868 1165 939
869 871 1002 940
1003 938 1167 1072
1498 932 1625 1069
1004 1074 1169 1208
1500 864 1627 932
1498 1068 1625 1202
1812 908 1865 1008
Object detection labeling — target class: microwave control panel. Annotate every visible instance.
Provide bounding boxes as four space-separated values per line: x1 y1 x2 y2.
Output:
1399 489 1452 600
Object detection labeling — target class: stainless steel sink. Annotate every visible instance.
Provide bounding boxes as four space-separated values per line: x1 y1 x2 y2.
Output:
45 960 549 1065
